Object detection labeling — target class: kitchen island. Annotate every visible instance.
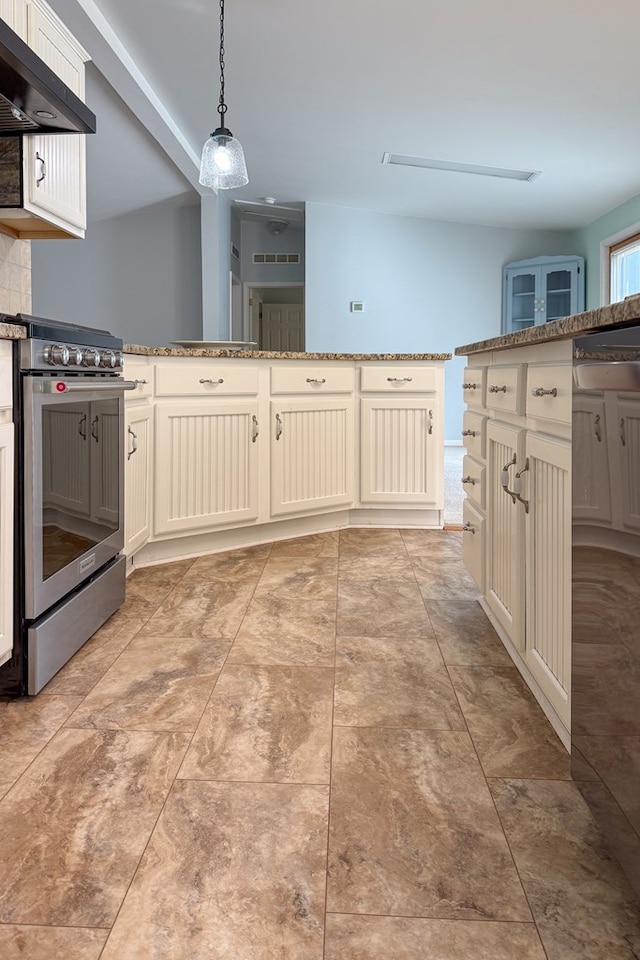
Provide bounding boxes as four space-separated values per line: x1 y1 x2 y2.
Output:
456 292 640 749
122 346 450 567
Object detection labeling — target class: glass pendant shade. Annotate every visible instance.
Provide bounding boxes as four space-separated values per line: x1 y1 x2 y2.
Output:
199 129 249 189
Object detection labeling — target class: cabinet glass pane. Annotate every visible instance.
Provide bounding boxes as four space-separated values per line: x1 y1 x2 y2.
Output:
546 270 571 293
545 270 572 321
511 272 536 325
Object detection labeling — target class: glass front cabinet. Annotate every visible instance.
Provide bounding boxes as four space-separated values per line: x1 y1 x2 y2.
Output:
502 255 584 334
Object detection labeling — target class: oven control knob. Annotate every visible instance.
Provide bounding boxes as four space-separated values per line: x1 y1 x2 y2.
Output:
114 350 123 369
100 350 117 368
82 348 101 367
68 347 83 366
44 343 70 365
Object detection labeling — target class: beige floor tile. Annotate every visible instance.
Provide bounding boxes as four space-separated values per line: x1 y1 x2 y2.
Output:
448 665 570 779
337 579 433 637
412 558 481 600
40 618 147 696
139 579 256 638
426 600 511 665
327 727 531 920
490 778 640 960
334 636 464 730
255 556 338 601
182 544 270 582
339 527 407 558
269 531 339 558
324 914 547 960
401 529 463 558
100 780 329 960
0 728 190 926
179 664 333 783
0 695 83 799
65 634 230 732
0 925 108 959
339 553 414 579
229 595 336 666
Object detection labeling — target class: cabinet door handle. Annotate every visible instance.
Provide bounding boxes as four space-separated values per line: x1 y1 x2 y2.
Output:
78 413 87 440
35 151 46 186
251 414 259 443
462 382 478 390
489 384 507 393
427 409 434 435
91 415 99 443
199 378 224 385
461 475 477 485
305 377 326 385
620 417 627 447
134 378 148 386
462 521 476 534
500 454 517 503
387 377 413 383
593 413 602 442
127 424 138 460
462 428 478 437
275 413 283 440
531 386 558 398
512 458 530 513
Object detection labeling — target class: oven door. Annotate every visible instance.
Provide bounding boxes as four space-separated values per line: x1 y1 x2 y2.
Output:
22 376 132 620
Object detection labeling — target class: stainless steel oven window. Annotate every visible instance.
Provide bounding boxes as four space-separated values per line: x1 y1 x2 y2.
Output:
23 378 125 620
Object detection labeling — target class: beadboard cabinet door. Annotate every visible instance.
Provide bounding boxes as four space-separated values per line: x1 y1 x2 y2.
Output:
360 396 441 506
572 393 611 524
154 401 260 535
125 403 152 556
270 397 355 517
0 422 14 667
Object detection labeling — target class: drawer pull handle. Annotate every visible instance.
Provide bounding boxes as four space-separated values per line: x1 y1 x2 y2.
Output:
275 413 283 440
462 382 478 389
531 386 557 398
387 377 413 383
252 415 259 443
199 378 225 385
462 521 476 534
305 377 326 385
461 475 477 485
134 378 148 386
462 429 478 437
127 425 138 460
427 409 434 435
594 413 602 442
489 384 507 393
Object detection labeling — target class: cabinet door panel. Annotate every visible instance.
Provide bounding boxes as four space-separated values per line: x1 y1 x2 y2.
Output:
0 423 14 667
573 394 611 523
155 402 259 534
525 433 571 727
125 405 152 556
360 397 440 505
271 398 354 516
485 420 525 650
617 397 640 531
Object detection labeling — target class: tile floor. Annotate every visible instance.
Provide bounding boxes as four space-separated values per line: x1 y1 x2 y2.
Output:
0 528 639 959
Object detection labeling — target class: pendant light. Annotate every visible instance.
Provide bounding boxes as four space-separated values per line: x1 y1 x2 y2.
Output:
199 0 248 190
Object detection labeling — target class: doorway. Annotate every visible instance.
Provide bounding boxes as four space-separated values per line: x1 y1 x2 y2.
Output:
244 283 305 351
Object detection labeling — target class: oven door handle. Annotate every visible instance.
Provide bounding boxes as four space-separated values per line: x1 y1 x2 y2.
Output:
45 379 139 394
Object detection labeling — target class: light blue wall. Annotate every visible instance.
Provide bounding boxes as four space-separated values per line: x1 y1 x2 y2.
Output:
241 220 304 284
568 192 640 309
304 203 571 441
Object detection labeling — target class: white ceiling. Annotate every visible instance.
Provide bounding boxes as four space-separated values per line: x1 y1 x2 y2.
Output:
50 0 640 231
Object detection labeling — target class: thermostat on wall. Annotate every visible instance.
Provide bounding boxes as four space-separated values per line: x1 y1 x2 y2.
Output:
350 301 365 313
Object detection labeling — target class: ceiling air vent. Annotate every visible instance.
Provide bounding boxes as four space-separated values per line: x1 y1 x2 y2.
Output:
253 253 300 264
381 152 540 182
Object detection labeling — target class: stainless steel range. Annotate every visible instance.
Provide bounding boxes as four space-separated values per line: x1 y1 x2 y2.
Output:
0 314 136 696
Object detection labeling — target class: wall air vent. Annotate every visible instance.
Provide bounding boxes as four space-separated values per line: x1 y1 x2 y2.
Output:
231 243 240 260
253 253 300 264
381 152 541 182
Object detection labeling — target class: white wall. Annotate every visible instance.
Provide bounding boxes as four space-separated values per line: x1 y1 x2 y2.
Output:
31 196 203 347
305 203 571 441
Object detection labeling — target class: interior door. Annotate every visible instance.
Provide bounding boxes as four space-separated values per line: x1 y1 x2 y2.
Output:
261 304 305 351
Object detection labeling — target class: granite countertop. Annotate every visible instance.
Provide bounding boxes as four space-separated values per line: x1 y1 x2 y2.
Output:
124 344 452 361
455 293 640 356
0 322 26 340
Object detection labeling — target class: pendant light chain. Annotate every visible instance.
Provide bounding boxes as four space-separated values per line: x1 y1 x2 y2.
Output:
218 0 227 126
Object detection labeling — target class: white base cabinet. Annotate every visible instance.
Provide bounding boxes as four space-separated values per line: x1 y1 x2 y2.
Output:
125 403 152 556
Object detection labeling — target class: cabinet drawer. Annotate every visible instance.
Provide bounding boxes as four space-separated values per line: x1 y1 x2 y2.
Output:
526 363 572 424
270 363 354 395
486 365 523 415
462 411 486 460
123 359 152 399
462 366 486 409
360 365 439 393
155 362 259 397
462 454 485 510
462 500 485 593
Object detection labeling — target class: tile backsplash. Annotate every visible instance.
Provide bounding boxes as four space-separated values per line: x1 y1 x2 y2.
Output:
0 233 31 315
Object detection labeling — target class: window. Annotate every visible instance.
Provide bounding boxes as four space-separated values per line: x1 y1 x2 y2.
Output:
610 231 640 303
